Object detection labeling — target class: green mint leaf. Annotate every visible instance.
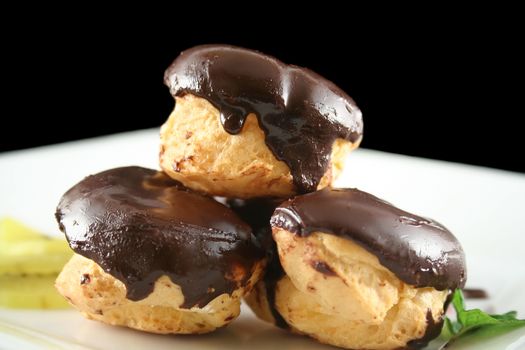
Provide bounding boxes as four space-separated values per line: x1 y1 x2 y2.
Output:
452 288 466 315
442 317 461 338
491 311 518 321
442 289 525 343
457 309 503 334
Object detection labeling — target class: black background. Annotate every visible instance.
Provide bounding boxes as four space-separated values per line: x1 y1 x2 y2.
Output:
2 13 523 173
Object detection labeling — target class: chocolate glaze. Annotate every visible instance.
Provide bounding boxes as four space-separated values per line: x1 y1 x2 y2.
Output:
225 197 289 329
226 197 284 247
463 288 488 299
164 45 363 193
56 166 264 308
404 310 444 349
271 188 466 290
263 241 289 330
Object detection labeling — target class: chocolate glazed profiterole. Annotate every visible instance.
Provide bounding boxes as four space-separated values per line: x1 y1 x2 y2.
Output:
272 188 466 290
56 166 264 307
246 188 466 350
163 45 363 195
55 166 265 334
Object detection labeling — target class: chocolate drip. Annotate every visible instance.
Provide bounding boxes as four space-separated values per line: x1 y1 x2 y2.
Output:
226 197 289 328
226 197 284 248
56 166 264 308
404 291 455 348
164 45 363 193
263 241 289 330
271 188 466 290
463 288 488 299
405 310 445 349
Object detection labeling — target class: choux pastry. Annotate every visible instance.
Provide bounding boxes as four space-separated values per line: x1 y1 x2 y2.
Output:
246 188 466 349
161 45 363 198
55 166 265 333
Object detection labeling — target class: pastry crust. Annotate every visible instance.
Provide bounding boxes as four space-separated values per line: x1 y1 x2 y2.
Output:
275 275 446 350
245 229 448 349
159 94 357 198
56 254 264 334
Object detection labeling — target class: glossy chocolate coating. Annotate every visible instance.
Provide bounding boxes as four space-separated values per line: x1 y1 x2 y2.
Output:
225 197 289 329
164 45 363 193
226 197 284 246
262 243 289 330
56 166 264 308
405 310 445 349
462 288 488 299
271 188 466 290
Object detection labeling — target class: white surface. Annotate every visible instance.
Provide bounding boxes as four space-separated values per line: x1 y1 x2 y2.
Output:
1 129 524 349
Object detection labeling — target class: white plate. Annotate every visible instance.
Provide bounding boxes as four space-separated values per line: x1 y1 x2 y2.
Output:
1 129 524 350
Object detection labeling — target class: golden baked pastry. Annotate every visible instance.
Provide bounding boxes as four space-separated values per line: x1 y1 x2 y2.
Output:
55 166 265 334
160 45 363 198
160 94 356 198
245 188 466 350
57 254 263 334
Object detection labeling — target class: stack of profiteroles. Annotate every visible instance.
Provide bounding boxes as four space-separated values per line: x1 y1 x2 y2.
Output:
54 45 466 350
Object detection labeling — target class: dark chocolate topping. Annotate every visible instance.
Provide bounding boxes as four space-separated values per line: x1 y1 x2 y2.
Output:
271 188 466 290
226 197 284 247
56 166 264 308
462 288 488 299
164 45 363 193
225 197 289 329
405 309 444 349
263 242 289 330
